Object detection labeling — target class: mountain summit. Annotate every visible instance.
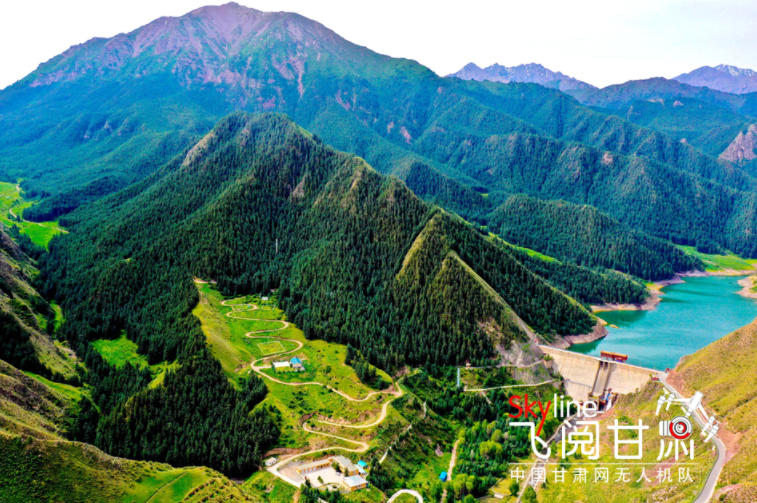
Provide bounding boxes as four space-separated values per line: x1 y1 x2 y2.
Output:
447 62 595 91
4 2 757 259
674 64 757 94
22 1 390 94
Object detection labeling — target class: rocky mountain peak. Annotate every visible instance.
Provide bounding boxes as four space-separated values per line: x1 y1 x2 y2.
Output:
447 62 595 91
714 64 757 77
674 65 757 94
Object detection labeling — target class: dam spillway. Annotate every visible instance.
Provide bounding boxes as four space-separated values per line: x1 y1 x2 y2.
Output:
539 345 660 402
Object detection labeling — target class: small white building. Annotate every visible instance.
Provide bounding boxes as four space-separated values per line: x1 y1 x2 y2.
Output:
264 457 278 467
273 361 291 369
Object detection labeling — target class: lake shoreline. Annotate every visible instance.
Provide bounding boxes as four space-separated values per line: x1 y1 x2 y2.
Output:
591 268 757 315
737 274 757 299
550 320 608 350
567 275 757 370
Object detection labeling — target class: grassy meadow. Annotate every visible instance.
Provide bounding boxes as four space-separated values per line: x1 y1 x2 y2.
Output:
91 332 179 389
679 245 757 273
193 282 391 397
192 281 398 453
536 382 715 503
0 181 65 248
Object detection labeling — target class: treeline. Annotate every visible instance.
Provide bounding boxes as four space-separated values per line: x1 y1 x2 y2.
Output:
505 244 648 306
0 310 49 375
405 369 560 499
487 195 702 281
42 113 605 379
390 213 596 341
387 87 757 258
0 224 64 380
345 345 389 390
97 358 278 477
63 327 279 476
35 113 660 475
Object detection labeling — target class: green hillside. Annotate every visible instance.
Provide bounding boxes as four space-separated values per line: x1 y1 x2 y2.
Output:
601 97 754 157
0 358 263 503
0 182 65 248
487 194 702 281
30 112 665 483
1 3 755 258
569 77 757 117
0 223 77 380
41 112 614 374
671 317 757 500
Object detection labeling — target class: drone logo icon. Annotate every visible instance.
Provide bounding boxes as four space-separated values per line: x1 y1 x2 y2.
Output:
655 389 719 443
660 416 693 440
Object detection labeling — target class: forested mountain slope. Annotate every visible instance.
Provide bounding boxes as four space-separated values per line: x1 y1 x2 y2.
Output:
448 79 755 193
487 195 701 281
568 77 757 117
597 97 754 158
0 224 76 380
33 112 661 478
0 359 263 503
1 3 755 258
41 112 613 371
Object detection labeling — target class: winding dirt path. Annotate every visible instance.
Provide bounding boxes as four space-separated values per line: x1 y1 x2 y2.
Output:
220 296 407 493
251 360 403 405
388 489 423 502
440 439 461 502
221 298 290 332
463 379 556 392
226 294 402 405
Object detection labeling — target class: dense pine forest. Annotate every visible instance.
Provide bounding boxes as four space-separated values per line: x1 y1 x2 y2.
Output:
27 112 659 476
5 4 757 502
2 3 756 259
487 195 702 281
40 112 616 370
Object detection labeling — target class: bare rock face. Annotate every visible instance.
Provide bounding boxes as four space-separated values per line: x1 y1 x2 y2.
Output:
674 64 757 94
22 1 377 103
720 124 757 164
447 62 595 91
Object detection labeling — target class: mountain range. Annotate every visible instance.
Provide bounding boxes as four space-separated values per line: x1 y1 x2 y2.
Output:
3 3 757 256
674 64 757 94
446 62 596 91
3 3 757 499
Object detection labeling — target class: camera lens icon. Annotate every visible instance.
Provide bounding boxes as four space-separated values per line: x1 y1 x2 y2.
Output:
669 417 693 440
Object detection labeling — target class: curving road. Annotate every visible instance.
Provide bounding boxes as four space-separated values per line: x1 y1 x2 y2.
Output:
267 427 369 488
387 489 423 502
463 379 556 392
659 374 725 503
219 295 414 497
440 438 460 502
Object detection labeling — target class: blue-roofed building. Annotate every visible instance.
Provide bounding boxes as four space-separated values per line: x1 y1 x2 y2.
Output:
440 471 448 481
290 357 304 371
357 461 368 469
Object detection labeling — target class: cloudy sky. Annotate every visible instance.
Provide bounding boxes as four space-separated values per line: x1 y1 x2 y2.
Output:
2 0 756 90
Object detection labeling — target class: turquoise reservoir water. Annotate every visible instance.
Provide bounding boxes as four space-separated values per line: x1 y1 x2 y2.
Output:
569 275 757 370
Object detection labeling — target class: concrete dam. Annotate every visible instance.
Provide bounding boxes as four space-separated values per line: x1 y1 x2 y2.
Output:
539 346 660 402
